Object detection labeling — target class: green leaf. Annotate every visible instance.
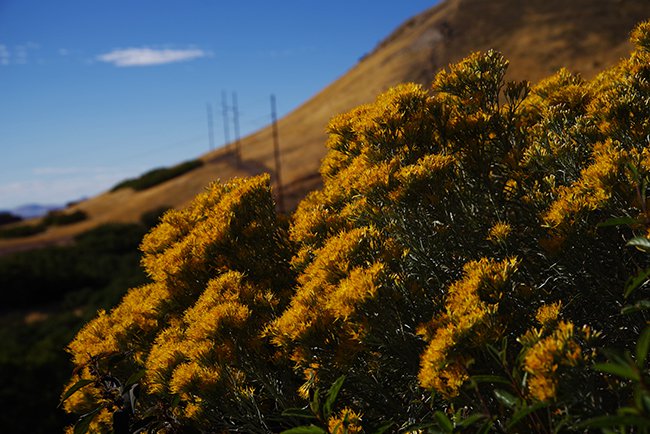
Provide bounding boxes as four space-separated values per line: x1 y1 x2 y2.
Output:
370 421 395 434
105 351 127 367
457 413 487 428
282 408 317 419
624 267 650 298
622 299 650 314
579 414 650 429
73 406 103 434
59 379 94 407
471 375 510 385
485 344 503 365
597 216 639 227
506 402 548 431
281 425 328 434
434 410 454 432
642 395 650 414
323 375 346 418
310 388 320 417
170 394 182 408
627 237 650 253
637 327 650 368
494 389 518 408
477 419 495 434
124 369 147 388
594 362 640 381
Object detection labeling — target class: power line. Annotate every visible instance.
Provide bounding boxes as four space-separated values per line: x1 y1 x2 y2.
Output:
221 90 230 147
206 103 215 151
270 94 284 213
232 92 242 166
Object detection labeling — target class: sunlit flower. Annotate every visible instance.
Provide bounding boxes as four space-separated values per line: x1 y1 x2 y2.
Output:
328 407 364 434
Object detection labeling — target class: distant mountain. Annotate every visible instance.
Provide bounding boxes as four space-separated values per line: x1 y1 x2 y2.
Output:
6 204 62 219
2 0 650 254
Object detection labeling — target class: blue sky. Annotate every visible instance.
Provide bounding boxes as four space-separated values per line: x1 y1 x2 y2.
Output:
0 0 438 210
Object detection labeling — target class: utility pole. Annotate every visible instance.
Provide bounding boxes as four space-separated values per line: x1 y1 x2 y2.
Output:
221 90 230 148
232 92 242 166
206 103 215 151
271 94 284 213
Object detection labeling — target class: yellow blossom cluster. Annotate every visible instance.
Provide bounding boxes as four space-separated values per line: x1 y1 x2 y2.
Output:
64 175 293 428
418 257 519 397
144 270 273 417
292 82 450 258
522 321 589 402
67 282 169 367
269 226 384 359
328 407 364 434
61 22 650 432
487 221 512 243
544 140 626 229
535 302 562 329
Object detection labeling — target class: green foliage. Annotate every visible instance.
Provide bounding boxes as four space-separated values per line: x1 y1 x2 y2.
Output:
0 222 148 308
0 209 87 239
0 211 22 226
281 375 347 434
42 209 88 226
110 159 204 192
62 21 650 434
0 221 46 238
0 211 166 433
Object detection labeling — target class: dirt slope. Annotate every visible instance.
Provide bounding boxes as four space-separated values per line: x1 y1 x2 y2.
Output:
2 0 649 254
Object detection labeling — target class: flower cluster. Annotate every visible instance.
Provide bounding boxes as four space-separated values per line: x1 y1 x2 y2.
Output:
418 257 519 397
522 321 593 402
62 21 650 433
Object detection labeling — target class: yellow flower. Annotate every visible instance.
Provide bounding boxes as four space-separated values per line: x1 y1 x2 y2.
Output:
298 363 319 400
325 262 384 320
535 302 562 328
487 222 511 243
527 374 557 402
522 321 586 401
544 140 625 229
328 407 364 434
270 226 382 347
419 258 518 397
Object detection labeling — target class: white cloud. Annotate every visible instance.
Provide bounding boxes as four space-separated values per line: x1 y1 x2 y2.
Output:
0 166 143 209
0 42 40 66
0 44 10 65
97 47 209 67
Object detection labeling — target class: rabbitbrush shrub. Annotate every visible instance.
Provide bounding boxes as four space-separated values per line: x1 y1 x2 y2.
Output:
62 22 650 433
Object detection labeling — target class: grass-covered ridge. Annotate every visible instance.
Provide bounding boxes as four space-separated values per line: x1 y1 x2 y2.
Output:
62 22 650 433
110 159 204 192
0 210 88 239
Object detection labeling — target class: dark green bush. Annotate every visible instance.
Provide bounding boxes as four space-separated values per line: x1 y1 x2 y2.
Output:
111 159 204 192
0 223 148 308
0 222 46 238
42 210 88 226
0 210 87 239
0 212 22 226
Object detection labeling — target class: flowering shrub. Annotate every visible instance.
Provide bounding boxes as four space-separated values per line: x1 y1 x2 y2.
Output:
63 22 650 433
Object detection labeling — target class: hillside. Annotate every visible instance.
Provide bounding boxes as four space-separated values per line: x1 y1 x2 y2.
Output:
2 0 649 254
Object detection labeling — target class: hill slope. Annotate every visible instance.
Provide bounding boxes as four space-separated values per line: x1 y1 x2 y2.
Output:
2 0 649 254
